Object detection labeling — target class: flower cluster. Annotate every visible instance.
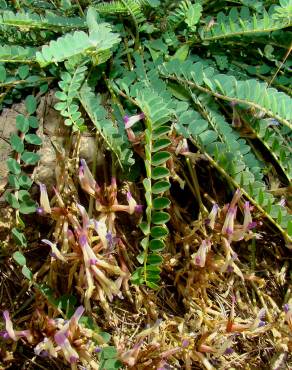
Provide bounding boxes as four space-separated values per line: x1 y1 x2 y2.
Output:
192 190 258 272
1 306 104 369
206 190 257 242
78 159 143 217
37 160 140 313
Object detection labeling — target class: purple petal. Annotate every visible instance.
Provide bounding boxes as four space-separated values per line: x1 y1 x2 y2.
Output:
69 356 78 364
182 339 189 348
37 207 44 215
79 234 88 247
135 204 143 213
0 330 9 340
224 347 234 355
54 332 66 346
284 304 290 313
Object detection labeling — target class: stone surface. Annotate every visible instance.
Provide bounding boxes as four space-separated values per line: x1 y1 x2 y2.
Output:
0 103 26 186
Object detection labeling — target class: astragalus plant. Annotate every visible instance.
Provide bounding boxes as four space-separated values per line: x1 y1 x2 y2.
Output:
0 0 291 369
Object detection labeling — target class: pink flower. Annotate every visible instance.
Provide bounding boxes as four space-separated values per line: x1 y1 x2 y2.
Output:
78 159 96 196
42 239 67 263
123 113 145 129
193 240 211 267
2 310 33 342
34 337 58 358
127 191 137 215
3 310 16 341
54 332 79 364
243 201 253 231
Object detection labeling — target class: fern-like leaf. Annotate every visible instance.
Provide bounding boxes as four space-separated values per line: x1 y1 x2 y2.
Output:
0 10 86 30
131 88 173 288
54 63 88 132
247 117 292 182
0 44 36 62
160 59 292 129
167 0 202 31
173 92 292 242
36 23 120 67
199 5 292 41
95 0 146 23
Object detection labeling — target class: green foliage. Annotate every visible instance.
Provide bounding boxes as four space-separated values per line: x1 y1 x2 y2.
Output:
199 3 292 41
160 59 292 128
4 95 41 252
131 88 172 288
0 44 36 62
36 24 120 67
94 0 156 23
167 0 202 31
248 118 292 182
55 63 88 131
0 0 291 295
98 346 122 370
0 9 86 30
79 81 134 168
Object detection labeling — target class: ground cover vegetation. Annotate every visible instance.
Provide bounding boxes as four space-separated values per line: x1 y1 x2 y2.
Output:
0 0 291 368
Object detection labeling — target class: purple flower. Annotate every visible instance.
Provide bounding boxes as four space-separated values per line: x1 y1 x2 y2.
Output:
284 303 290 313
78 159 96 196
227 265 234 272
106 232 116 251
3 310 16 341
222 206 237 236
127 191 137 215
54 332 79 364
193 240 211 268
42 239 66 263
243 202 253 231
77 204 90 230
0 330 9 340
123 113 145 129
36 207 45 215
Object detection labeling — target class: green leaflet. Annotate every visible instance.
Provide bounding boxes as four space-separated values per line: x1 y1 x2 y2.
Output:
0 10 86 30
36 22 120 67
167 0 202 31
79 82 134 169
